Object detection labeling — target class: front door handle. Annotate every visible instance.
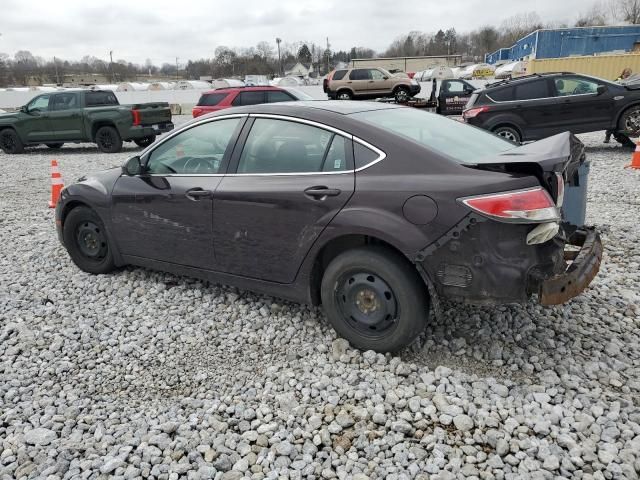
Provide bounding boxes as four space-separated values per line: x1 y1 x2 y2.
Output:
185 188 213 200
304 186 341 199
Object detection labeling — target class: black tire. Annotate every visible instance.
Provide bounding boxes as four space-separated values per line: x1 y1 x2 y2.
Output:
62 206 116 274
134 135 156 148
394 86 410 103
45 143 64 149
0 129 25 154
95 126 123 153
618 106 640 137
320 246 429 353
493 125 521 144
336 90 353 100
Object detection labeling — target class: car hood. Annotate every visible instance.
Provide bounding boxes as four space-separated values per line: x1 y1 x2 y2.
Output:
75 166 122 196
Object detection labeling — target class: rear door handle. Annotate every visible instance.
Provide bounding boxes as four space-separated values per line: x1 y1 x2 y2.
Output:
185 188 213 200
304 186 341 199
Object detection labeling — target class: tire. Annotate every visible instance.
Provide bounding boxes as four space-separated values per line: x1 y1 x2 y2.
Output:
320 246 429 353
134 135 156 148
493 125 521 143
394 86 410 103
336 90 353 100
95 126 123 153
45 143 64 149
62 206 116 274
618 105 640 137
0 129 25 154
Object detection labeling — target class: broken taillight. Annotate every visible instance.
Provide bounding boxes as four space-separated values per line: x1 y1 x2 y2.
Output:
462 106 489 119
460 187 560 223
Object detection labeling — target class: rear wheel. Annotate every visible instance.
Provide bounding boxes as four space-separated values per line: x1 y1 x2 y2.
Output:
0 129 25 154
46 143 64 149
134 135 156 148
493 125 521 143
336 90 353 100
394 86 410 103
320 247 429 352
95 126 123 153
618 105 640 137
63 206 115 274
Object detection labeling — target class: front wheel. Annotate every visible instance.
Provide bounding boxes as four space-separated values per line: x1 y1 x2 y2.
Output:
320 247 429 352
493 126 521 144
134 135 156 148
95 126 123 153
62 206 116 274
46 143 64 149
0 129 25 154
618 106 640 137
394 87 410 103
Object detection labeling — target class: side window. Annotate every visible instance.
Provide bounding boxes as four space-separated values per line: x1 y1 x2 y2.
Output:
232 91 265 106
442 81 466 93
267 90 294 103
322 136 350 172
51 93 78 111
146 118 241 174
354 142 380 169
332 70 347 81
349 69 371 81
237 118 350 174
554 77 599 96
86 91 118 106
197 93 227 106
488 87 514 102
27 95 50 112
513 80 550 100
370 69 385 80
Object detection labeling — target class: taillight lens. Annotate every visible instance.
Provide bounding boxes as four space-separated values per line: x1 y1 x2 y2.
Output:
463 106 489 119
131 109 141 126
192 108 202 118
460 187 560 223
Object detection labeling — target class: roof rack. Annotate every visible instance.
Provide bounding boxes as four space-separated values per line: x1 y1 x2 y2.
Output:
485 72 575 88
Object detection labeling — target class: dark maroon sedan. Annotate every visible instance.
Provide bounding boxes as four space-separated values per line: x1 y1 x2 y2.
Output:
56 101 602 352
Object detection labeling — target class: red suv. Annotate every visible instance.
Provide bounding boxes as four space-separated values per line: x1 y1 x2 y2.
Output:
192 86 313 118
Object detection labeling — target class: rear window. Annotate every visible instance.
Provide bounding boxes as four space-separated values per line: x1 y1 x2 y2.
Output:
332 70 348 81
514 79 550 100
351 108 515 164
197 93 227 106
86 91 118 106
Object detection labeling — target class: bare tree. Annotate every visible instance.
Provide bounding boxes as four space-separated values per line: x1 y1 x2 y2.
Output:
500 12 544 46
575 2 609 26
612 0 640 23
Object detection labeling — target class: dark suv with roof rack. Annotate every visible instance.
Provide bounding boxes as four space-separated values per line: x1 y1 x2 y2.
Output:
463 72 640 145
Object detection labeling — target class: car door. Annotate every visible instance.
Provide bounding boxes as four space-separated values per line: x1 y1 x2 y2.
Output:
48 93 84 140
22 95 53 142
213 116 355 283
509 79 557 139
551 76 615 133
438 79 476 115
368 68 394 96
347 69 372 96
110 115 246 269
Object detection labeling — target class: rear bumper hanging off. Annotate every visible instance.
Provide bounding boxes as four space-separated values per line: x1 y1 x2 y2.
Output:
539 227 603 305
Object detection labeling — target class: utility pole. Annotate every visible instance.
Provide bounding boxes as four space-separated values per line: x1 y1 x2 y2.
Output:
109 50 114 83
326 37 330 75
53 56 60 85
175 57 179 81
276 38 282 77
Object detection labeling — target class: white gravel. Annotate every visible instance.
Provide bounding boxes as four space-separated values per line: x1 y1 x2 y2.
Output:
1 121 639 480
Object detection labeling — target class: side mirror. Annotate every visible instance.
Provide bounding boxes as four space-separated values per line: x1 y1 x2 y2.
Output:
597 85 607 95
382 76 388 80
19 105 27 113
122 156 143 176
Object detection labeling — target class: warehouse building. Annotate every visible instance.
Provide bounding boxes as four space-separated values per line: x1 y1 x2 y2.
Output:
485 25 640 64
350 55 462 73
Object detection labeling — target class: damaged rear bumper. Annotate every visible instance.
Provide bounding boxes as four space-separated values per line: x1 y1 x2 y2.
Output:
538 227 602 305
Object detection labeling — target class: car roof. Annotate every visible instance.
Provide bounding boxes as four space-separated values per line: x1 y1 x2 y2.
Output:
264 100 404 115
202 86 283 94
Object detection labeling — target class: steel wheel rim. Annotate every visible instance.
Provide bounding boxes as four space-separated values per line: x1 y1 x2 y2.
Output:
335 271 399 338
497 130 517 142
76 221 107 260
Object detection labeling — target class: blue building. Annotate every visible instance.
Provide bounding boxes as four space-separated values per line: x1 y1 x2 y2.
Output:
485 25 640 64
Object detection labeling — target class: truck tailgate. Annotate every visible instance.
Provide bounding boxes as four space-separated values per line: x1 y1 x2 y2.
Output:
128 103 172 125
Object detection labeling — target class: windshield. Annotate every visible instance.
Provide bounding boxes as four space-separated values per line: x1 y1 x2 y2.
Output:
351 107 516 164
282 87 315 100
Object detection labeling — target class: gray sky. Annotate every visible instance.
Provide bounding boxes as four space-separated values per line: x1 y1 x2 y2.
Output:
1 0 590 65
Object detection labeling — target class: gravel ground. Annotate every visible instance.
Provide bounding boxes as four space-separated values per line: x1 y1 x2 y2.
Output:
1 120 639 480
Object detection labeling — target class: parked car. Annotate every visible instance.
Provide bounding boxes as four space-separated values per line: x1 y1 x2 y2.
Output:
192 86 314 118
463 72 640 145
325 67 420 102
55 101 601 352
0 90 173 154
425 78 478 115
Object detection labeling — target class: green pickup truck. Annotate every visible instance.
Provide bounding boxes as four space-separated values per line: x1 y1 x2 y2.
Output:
0 90 174 154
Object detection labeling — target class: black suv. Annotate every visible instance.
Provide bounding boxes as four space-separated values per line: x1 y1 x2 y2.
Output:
463 72 640 145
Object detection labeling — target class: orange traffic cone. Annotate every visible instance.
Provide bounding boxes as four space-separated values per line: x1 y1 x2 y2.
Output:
48 160 64 208
626 142 640 169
